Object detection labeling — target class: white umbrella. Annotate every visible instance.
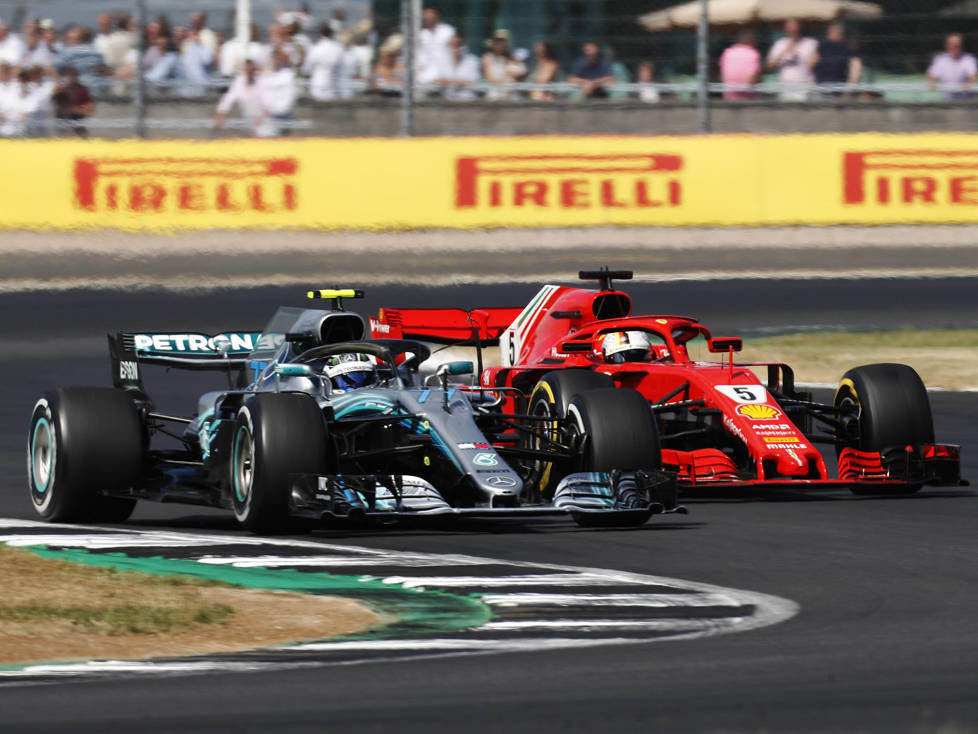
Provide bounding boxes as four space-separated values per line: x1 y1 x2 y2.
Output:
639 0 882 31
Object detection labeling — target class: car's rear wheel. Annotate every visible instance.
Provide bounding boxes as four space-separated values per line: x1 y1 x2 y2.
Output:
834 363 934 495
523 369 614 497
231 393 328 533
27 388 141 523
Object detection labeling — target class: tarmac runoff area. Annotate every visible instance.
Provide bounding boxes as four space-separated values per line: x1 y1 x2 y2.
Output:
3 224 978 291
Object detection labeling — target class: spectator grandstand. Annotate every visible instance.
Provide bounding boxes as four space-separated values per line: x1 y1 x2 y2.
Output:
0 0 976 137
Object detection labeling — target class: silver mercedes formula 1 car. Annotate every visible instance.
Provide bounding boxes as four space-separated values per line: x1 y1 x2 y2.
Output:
27 290 682 533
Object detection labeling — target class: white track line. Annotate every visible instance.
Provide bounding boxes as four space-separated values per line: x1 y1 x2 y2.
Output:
477 618 745 632
380 573 645 588
481 592 741 608
285 636 686 653
195 554 497 568
4 267 978 293
0 520 800 678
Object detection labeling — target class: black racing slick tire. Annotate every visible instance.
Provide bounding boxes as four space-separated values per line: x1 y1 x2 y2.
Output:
27 388 141 523
529 370 615 421
524 370 614 495
834 363 934 495
567 387 662 473
230 393 328 533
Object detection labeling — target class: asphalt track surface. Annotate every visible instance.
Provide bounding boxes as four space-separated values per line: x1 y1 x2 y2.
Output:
1 279 977 733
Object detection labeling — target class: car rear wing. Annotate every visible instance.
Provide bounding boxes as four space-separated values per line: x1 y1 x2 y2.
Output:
108 331 262 399
369 307 522 346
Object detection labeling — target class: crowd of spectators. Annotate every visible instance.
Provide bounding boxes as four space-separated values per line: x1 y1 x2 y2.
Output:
720 19 975 101
2 4 978 137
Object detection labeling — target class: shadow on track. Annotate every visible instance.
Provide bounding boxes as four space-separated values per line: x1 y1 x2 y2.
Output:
681 487 976 504
123 514 706 540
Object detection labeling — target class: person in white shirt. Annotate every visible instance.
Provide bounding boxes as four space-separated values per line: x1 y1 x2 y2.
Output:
1 69 41 136
437 35 479 100
418 7 455 86
0 18 27 66
178 28 214 95
285 17 311 67
294 4 316 34
187 12 218 57
215 58 280 137
303 24 344 101
263 49 297 134
39 19 61 57
93 14 114 64
336 31 358 98
0 62 14 118
927 33 978 99
765 18 818 101
481 29 526 100
219 26 270 77
349 21 375 79
25 65 55 136
21 28 56 69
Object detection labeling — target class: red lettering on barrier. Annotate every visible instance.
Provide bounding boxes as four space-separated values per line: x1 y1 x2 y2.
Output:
73 157 299 214
514 180 547 206
455 154 684 211
950 176 978 204
129 183 166 212
561 179 588 207
601 180 627 207
902 177 936 203
844 150 978 206
178 183 205 211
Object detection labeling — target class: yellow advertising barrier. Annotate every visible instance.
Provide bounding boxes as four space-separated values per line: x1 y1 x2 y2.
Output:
4 133 978 231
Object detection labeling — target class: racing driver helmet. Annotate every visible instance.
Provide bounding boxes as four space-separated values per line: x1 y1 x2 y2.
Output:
602 330 653 364
323 353 377 392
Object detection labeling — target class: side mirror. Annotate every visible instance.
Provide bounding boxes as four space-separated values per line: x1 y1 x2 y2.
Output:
708 337 743 354
276 364 315 377
437 361 474 376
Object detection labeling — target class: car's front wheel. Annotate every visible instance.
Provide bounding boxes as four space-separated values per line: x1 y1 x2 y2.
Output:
230 393 328 533
567 387 662 473
834 363 934 495
523 369 615 497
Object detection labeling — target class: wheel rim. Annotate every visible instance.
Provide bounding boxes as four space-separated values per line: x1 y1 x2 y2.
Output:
528 397 557 493
232 425 254 504
30 417 55 494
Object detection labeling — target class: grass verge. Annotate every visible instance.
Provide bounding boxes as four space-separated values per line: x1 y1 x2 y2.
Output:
0 544 380 666
738 328 978 389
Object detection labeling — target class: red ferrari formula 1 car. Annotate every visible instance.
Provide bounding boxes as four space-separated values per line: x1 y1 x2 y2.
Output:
371 269 965 496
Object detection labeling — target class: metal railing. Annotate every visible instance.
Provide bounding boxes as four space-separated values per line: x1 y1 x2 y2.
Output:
78 77 978 101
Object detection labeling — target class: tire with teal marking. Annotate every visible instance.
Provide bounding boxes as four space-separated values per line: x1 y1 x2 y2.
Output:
230 393 328 533
27 388 141 523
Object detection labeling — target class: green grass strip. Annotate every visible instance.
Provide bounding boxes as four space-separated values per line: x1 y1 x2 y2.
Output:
25 546 492 643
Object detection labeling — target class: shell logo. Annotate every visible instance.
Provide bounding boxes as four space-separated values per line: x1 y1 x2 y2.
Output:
737 403 780 420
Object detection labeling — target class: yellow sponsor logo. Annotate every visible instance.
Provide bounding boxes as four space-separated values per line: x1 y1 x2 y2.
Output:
763 436 800 444
737 404 781 420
